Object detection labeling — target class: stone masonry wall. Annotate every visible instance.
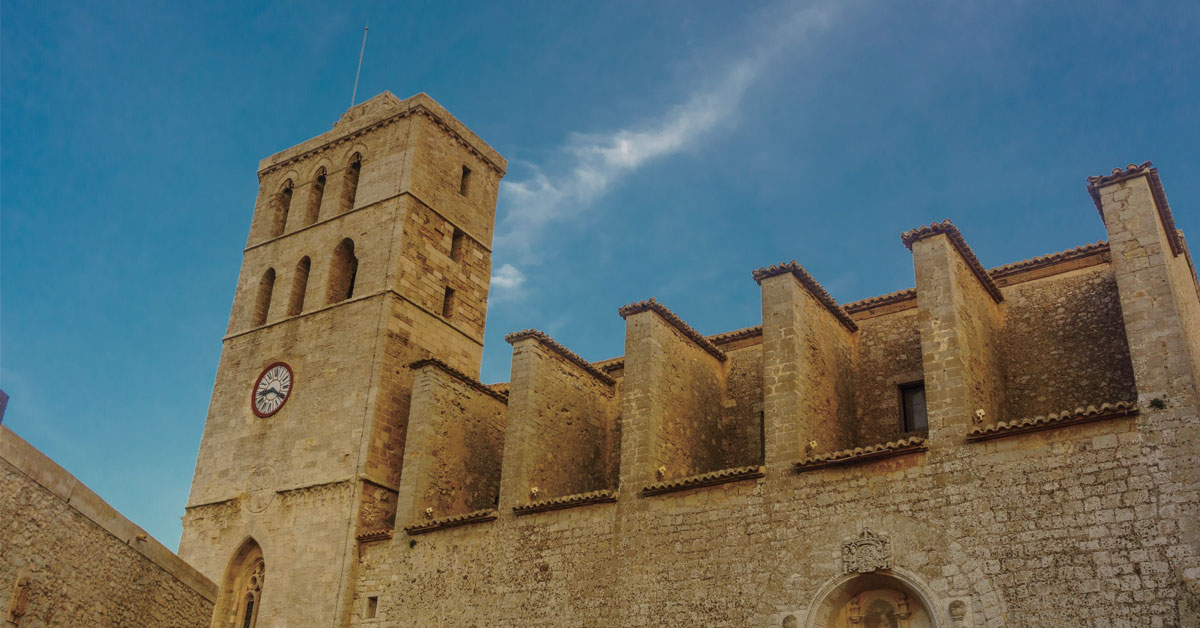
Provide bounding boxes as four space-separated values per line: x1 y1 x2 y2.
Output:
397 364 506 523
851 307 924 444
1 428 214 628
504 337 621 502
998 265 1138 420
621 311 727 482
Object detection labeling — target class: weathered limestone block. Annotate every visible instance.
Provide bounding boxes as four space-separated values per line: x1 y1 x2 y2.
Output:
906 222 1005 441
499 330 620 512
756 262 857 468
618 299 729 489
394 359 506 528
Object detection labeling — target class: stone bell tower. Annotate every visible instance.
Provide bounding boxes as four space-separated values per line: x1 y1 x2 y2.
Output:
178 92 506 628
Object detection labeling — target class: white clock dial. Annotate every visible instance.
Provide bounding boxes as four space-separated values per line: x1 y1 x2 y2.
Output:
252 363 293 417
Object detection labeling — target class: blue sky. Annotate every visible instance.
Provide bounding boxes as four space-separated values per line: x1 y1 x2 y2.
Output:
3 1 1197 549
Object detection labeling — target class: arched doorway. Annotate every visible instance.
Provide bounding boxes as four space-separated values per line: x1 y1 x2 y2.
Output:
807 572 937 628
216 538 266 628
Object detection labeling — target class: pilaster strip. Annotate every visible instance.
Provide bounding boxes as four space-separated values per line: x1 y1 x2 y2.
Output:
617 298 727 361
901 220 1004 303
752 262 859 332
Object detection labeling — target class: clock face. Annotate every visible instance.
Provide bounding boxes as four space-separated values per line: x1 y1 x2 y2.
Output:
252 362 293 417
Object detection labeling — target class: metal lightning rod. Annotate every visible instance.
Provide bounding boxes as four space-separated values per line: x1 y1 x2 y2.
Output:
350 23 369 108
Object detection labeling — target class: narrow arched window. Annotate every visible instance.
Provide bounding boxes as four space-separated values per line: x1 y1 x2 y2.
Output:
305 168 325 226
272 181 293 237
253 268 276 326
288 257 311 316
220 539 265 628
327 238 358 304
340 154 361 214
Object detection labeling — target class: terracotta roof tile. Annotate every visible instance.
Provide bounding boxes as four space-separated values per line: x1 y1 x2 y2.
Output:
987 241 1109 280
618 298 727 362
403 509 498 535
640 465 765 496
843 288 917 314
901 220 1004 303
355 529 393 542
1087 162 1182 257
512 490 618 515
966 401 1138 442
708 325 763 344
505 329 616 387
794 436 927 472
751 262 859 332
409 358 508 403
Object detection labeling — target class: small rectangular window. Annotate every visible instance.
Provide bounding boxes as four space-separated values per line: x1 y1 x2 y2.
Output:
365 596 378 619
459 165 472 196
901 382 928 432
450 227 466 261
442 286 456 319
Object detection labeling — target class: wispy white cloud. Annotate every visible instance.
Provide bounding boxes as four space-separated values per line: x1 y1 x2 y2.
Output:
488 263 527 303
489 1 835 302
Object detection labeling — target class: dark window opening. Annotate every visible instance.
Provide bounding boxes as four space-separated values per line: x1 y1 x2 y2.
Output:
442 286 456 319
306 169 326 225
365 596 379 619
341 156 362 213
459 165 472 196
241 595 256 628
328 238 358 304
288 257 311 316
273 182 293 236
253 268 276 327
901 382 928 432
450 227 466 261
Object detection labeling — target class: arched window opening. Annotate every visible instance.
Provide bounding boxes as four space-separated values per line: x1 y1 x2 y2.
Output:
219 539 265 628
327 238 358 304
253 268 276 327
305 168 325 226
272 181 293 237
340 155 362 214
288 257 311 316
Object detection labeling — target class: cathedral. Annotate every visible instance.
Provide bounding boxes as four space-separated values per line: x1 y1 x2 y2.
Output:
3 91 1199 627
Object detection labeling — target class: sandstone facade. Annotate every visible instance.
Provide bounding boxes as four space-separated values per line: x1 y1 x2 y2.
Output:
8 92 1196 627
1 427 215 627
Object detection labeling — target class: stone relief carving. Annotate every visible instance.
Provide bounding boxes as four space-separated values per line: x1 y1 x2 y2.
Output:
246 466 277 514
6 575 30 624
949 600 967 624
842 529 891 574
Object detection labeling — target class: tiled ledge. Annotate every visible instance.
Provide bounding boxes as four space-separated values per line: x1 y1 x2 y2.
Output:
403 509 498 535
356 528 394 542
794 436 927 472
512 490 618 516
641 465 765 496
966 401 1138 442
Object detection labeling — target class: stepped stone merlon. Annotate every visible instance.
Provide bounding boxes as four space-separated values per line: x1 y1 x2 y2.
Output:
905 221 1006 440
1089 162 1200 401
393 359 507 529
498 330 620 512
755 262 858 469
617 299 728 490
